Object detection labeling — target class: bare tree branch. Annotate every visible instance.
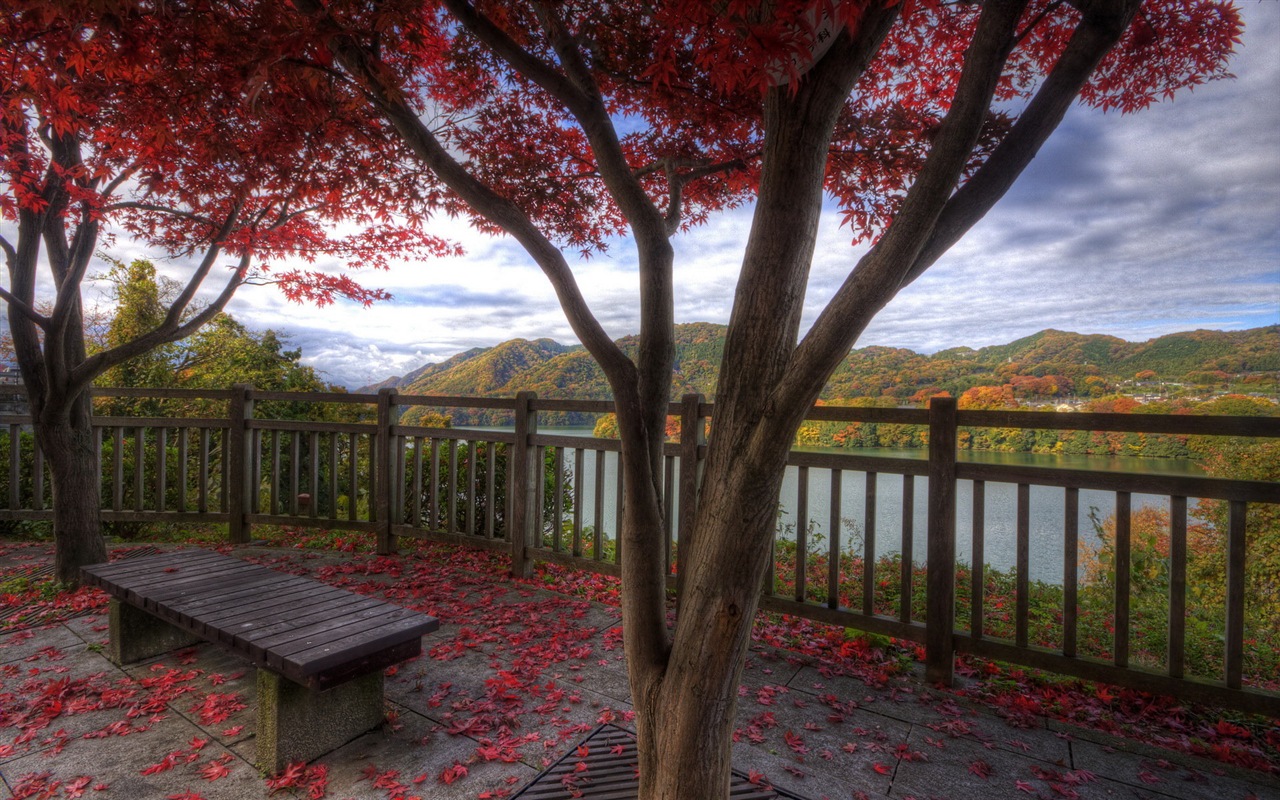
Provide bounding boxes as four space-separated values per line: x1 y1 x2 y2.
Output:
0 286 51 331
294 0 636 393
103 202 219 229
904 0 1143 285
68 250 252 395
777 0 1032 422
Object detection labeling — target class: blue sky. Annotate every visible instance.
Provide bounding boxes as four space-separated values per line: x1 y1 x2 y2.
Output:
113 2 1280 388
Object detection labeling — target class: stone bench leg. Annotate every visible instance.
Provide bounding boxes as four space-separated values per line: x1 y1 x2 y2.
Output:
107 599 203 665
255 669 385 773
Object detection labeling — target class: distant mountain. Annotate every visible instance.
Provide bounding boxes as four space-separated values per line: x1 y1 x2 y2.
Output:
363 324 1278 425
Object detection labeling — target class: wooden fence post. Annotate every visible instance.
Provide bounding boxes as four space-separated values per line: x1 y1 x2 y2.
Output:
676 393 706 603
227 384 254 545
509 392 538 577
375 388 400 555
925 395 958 685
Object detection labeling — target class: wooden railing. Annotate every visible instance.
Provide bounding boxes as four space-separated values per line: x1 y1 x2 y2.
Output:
1 386 1278 717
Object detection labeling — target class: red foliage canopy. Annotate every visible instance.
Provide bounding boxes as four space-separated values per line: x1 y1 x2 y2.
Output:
250 0 1241 252
2 2 458 311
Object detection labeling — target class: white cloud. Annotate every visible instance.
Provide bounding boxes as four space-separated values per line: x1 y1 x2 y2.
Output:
6 3 1277 390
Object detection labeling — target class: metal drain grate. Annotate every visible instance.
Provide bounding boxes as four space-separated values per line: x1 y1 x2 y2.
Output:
511 724 812 800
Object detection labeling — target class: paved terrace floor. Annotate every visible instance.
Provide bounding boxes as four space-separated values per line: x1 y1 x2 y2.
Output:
1 539 1277 800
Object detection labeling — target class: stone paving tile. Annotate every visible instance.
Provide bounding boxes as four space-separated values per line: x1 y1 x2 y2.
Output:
230 703 540 800
2 712 263 800
2 542 1278 800
733 687 912 797
1070 738 1280 800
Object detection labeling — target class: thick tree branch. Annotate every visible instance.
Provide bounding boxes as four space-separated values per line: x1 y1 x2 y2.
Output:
293 0 635 393
904 0 1143 285
0 233 16 268
68 251 251 396
0 286 51 331
158 206 243 331
777 0 1032 426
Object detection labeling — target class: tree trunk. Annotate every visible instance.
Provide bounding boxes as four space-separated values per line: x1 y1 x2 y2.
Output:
632 423 795 799
36 395 107 585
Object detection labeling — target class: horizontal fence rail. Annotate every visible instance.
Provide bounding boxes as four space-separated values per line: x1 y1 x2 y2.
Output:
1 386 1278 717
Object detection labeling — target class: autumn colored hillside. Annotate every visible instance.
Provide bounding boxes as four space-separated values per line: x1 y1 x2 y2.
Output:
363 324 1278 425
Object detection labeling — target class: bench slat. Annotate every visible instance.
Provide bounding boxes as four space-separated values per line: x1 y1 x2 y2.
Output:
125 562 271 606
274 613 436 679
85 550 231 582
248 604 424 656
221 597 390 647
162 575 305 626
185 582 355 628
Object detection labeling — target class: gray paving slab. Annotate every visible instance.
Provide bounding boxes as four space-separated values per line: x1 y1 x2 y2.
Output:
1 541 1276 800
1070 737 1280 800
1 712 263 799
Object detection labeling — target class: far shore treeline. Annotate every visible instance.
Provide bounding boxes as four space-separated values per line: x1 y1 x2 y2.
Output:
362 322 1277 453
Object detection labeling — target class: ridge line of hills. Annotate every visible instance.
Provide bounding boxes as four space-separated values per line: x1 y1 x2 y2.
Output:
358 323 1278 425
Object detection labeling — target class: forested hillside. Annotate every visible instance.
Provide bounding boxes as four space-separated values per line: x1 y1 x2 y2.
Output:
362 324 1279 425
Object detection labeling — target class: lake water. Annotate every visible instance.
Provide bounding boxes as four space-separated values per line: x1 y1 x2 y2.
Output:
461 426 1206 584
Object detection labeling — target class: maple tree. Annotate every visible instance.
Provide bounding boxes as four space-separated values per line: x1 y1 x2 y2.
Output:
193 0 1243 796
1 4 453 584
10 0 1246 796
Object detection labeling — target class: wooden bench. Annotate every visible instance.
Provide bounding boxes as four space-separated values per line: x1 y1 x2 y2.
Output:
81 549 438 772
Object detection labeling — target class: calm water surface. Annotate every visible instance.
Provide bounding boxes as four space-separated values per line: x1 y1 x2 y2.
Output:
462 427 1206 584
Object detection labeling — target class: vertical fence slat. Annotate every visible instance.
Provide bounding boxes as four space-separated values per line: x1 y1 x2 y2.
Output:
795 465 809 604
308 431 320 519
471 440 481 532
971 480 985 639
394 432 404 527
828 469 842 610
677 394 705 596
133 427 145 512
900 474 914 623
429 439 441 530
8 424 20 509
227 385 253 544
509 392 537 577
289 431 301 516
112 426 124 512
925 396 958 685
176 428 188 513
573 447 585 556
552 446 565 553
374 389 399 553
862 472 877 616
593 449 605 560
269 430 281 516
1063 487 1079 659
346 432 358 523
93 427 102 510
449 440 461 535
1225 500 1247 690
1016 483 1030 649
412 436 424 529
155 427 167 512
199 428 210 514
486 442 498 538
663 454 676 575
1114 491 1132 669
1168 495 1187 679
327 433 339 520
32 439 44 511
614 453 624 567
225 427 236 515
